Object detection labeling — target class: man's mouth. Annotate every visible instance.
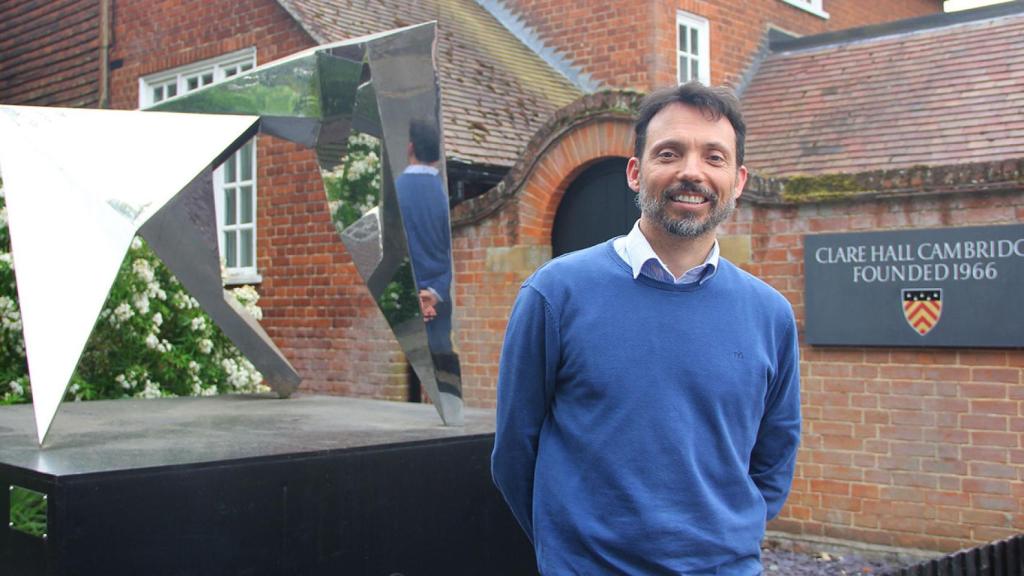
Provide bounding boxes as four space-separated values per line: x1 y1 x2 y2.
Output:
669 193 709 204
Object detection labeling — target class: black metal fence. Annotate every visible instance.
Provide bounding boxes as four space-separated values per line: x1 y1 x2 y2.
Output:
885 534 1024 576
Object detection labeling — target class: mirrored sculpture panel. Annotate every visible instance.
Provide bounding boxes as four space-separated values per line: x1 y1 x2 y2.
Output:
149 23 463 425
0 106 301 444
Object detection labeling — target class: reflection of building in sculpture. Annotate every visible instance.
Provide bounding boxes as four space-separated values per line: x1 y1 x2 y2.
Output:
397 119 453 354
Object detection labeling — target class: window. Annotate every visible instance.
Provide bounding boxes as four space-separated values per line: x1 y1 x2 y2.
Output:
139 49 261 283
676 11 710 86
778 0 830 19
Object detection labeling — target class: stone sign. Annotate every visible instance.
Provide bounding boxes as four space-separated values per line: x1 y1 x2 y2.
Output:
804 224 1024 347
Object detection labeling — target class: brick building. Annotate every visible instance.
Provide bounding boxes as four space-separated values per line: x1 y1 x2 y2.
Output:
3 0 1024 556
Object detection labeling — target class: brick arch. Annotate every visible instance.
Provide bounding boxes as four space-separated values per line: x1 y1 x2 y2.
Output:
517 118 635 246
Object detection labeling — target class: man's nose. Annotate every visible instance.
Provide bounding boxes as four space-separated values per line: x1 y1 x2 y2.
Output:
675 154 704 183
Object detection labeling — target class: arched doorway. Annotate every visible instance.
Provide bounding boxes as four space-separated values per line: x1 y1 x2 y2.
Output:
551 157 639 257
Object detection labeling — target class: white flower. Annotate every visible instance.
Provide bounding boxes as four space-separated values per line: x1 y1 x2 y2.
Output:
156 339 172 353
0 252 12 268
131 237 143 250
133 293 150 315
115 374 135 390
152 312 163 327
190 316 206 332
134 379 162 399
132 258 154 283
201 385 218 396
0 296 21 332
197 338 214 355
68 382 80 394
144 333 160 350
114 302 134 322
231 285 263 320
188 361 200 374
145 280 166 301
9 380 23 396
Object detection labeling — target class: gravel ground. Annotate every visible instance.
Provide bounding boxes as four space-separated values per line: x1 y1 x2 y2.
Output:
762 546 905 575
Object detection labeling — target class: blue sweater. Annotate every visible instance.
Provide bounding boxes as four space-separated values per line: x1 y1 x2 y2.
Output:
396 171 452 301
492 239 801 575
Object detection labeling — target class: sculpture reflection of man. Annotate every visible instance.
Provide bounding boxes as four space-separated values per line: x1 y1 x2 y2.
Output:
492 83 801 575
396 119 453 354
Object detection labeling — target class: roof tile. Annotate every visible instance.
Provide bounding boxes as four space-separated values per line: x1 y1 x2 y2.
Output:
742 13 1024 176
276 0 582 168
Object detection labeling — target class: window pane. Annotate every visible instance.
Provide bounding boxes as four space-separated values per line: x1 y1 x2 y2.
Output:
225 66 238 77
224 154 237 183
692 59 700 82
241 63 253 72
240 186 253 224
240 229 254 268
240 142 253 180
152 86 164 103
224 230 237 267
202 72 214 85
691 29 699 56
225 188 237 225
678 25 688 52
680 56 689 82
167 84 177 98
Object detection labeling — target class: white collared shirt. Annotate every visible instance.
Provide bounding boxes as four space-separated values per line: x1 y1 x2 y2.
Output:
612 220 719 285
403 164 439 176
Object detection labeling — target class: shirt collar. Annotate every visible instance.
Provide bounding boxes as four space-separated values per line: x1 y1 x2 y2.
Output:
403 164 439 176
618 220 719 285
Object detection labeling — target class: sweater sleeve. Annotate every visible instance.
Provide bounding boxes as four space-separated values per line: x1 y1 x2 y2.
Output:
749 313 802 520
491 284 559 543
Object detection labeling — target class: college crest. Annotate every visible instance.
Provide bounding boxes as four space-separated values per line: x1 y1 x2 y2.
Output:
902 289 942 336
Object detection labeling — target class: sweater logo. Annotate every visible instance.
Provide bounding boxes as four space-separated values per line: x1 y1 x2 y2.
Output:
902 289 942 336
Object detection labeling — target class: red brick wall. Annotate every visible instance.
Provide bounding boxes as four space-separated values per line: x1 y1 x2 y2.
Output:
498 0 942 90
0 0 101 107
743 192 1024 551
109 0 409 401
454 116 635 405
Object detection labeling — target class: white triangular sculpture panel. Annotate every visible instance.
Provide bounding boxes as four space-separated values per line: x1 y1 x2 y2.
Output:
0 105 290 444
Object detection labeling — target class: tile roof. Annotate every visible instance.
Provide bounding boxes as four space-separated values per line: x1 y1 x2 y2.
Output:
741 11 1024 177
275 0 583 168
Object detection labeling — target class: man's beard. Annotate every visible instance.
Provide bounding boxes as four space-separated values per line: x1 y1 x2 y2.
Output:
635 180 736 238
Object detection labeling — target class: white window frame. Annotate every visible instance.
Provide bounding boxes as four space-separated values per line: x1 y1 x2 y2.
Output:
778 0 830 20
676 11 711 86
139 48 262 285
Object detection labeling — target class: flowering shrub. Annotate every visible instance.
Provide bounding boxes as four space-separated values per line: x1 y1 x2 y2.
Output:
323 131 382 231
0 179 267 405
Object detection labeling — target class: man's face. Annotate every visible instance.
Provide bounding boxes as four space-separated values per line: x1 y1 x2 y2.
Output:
626 103 748 239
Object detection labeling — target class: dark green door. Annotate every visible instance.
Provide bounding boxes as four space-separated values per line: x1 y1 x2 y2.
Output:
551 157 638 257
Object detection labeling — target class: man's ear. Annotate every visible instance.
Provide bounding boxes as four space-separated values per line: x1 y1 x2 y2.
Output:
734 165 748 200
626 157 641 193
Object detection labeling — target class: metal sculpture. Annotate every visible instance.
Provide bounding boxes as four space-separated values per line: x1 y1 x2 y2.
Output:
149 23 463 425
0 106 301 444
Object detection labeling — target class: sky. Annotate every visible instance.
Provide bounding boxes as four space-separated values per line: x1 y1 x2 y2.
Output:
944 0 1016 12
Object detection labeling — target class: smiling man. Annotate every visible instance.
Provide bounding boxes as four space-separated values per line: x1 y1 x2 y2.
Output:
492 82 801 575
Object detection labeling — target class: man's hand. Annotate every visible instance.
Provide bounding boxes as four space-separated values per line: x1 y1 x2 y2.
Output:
419 289 438 322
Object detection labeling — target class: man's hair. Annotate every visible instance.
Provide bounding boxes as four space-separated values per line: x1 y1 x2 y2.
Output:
633 82 746 167
409 118 441 164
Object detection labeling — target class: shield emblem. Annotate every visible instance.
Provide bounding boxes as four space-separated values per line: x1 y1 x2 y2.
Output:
903 289 942 336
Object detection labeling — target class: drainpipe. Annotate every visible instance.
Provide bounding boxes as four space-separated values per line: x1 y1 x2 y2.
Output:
98 0 111 108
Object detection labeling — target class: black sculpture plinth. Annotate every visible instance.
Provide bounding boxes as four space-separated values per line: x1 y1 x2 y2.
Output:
0 395 535 576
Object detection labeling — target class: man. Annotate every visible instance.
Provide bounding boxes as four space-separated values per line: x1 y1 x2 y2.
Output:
396 118 453 353
491 82 801 575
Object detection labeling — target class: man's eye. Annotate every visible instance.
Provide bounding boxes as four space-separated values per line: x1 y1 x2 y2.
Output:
656 150 676 159
708 154 726 163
